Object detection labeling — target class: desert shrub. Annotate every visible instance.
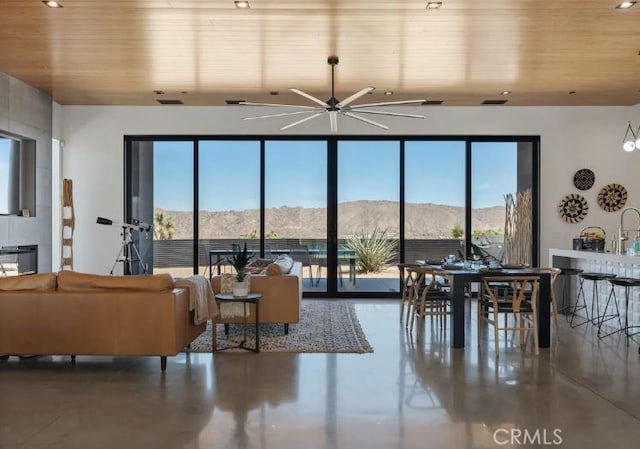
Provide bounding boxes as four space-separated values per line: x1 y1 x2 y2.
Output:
345 227 398 273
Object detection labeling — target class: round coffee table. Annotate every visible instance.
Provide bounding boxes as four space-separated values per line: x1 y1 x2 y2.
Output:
214 293 262 353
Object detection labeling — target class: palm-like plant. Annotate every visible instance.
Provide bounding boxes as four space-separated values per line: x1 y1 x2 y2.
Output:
228 242 252 282
345 227 398 273
153 211 174 240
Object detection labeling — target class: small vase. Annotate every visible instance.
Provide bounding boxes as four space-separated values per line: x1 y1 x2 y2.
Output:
232 281 249 297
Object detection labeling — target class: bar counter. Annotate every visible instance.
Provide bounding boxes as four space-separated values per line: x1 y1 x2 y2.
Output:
549 248 640 329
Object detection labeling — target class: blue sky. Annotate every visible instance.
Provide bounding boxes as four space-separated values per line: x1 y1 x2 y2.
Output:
0 138 11 214
153 140 517 212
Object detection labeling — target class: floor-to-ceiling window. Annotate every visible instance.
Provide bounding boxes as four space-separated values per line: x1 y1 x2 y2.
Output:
265 140 328 293
338 141 400 293
125 136 538 295
198 141 261 275
471 141 535 264
404 141 466 265
126 140 194 276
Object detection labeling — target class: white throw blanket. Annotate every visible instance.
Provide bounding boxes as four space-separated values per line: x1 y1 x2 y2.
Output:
175 276 220 324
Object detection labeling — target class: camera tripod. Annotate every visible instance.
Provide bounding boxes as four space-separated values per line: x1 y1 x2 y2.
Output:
110 226 148 275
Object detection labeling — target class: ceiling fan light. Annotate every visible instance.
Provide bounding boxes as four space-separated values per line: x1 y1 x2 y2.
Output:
43 1 63 7
623 140 636 152
234 1 250 9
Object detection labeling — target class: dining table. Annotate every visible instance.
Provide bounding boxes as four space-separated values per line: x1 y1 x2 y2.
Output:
427 264 552 349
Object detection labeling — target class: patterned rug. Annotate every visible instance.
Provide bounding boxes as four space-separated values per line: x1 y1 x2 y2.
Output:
188 300 373 353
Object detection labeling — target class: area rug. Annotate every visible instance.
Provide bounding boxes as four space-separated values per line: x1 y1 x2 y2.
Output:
188 300 373 353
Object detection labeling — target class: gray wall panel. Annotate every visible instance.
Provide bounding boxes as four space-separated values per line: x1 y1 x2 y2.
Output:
8 77 52 132
0 72 53 273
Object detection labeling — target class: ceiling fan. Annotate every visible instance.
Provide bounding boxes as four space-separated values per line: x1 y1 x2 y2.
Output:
239 56 426 132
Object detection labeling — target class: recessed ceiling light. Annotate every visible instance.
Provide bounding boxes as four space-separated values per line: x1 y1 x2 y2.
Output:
181 91 188 94
43 1 63 8
616 1 636 9
234 1 250 8
426 2 442 9
501 91 512 95
384 91 394 96
569 91 576 94
157 99 183 105
153 90 164 95
270 91 279 96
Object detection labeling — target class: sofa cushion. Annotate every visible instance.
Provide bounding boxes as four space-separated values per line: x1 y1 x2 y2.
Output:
272 254 294 274
0 273 57 291
266 263 283 276
246 258 272 275
57 271 175 291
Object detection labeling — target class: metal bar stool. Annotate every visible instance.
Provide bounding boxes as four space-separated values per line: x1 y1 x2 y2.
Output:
558 268 584 316
598 277 640 345
570 272 617 328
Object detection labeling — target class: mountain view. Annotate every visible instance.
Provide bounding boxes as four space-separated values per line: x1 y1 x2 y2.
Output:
157 200 504 239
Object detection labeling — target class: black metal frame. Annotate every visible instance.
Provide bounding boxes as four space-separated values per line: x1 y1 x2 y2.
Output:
124 134 540 297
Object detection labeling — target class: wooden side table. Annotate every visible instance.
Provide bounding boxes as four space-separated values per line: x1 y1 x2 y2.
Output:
214 293 262 353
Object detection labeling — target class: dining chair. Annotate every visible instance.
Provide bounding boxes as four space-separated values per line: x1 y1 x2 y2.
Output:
398 264 422 322
289 245 314 285
478 276 540 357
406 266 451 333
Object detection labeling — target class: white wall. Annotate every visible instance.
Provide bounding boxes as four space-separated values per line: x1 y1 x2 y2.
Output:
61 105 640 274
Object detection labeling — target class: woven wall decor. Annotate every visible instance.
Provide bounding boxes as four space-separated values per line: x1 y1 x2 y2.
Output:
558 194 588 223
597 183 627 212
573 168 595 191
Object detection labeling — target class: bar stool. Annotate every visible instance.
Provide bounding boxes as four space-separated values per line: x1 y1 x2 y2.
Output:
570 272 617 328
558 268 584 316
599 277 640 345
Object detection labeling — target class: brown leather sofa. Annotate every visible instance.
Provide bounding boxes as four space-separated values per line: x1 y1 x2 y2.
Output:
210 261 302 336
0 271 206 371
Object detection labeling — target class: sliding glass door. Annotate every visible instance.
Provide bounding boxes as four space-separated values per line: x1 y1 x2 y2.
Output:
404 141 466 265
337 141 400 293
265 141 327 293
125 135 539 295
126 140 194 276
471 141 535 265
198 141 260 275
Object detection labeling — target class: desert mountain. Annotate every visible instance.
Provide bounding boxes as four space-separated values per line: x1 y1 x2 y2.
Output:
157 201 504 239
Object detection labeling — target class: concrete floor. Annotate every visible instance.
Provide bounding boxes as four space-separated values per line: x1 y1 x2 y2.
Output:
1 301 639 449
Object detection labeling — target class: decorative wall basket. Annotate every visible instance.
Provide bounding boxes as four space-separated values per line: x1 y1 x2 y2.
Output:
573 168 595 191
558 193 588 223
597 183 627 212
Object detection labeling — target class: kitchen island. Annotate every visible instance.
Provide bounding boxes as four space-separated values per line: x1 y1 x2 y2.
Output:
549 248 640 330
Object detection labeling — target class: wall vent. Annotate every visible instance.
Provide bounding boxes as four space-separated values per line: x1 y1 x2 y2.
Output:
481 99 508 105
157 99 183 105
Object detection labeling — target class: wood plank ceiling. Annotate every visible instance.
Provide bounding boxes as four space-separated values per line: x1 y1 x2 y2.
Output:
0 0 639 106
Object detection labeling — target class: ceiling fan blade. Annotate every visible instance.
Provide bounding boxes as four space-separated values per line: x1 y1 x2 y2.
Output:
289 88 330 107
280 112 324 131
349 99 426 108
243 109 324 121
239 101 319 109
337 87 375 108
345 109 425 119
342 112 389 130
329 111 338 132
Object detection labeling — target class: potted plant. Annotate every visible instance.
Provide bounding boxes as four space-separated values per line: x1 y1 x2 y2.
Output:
229 242 251 297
